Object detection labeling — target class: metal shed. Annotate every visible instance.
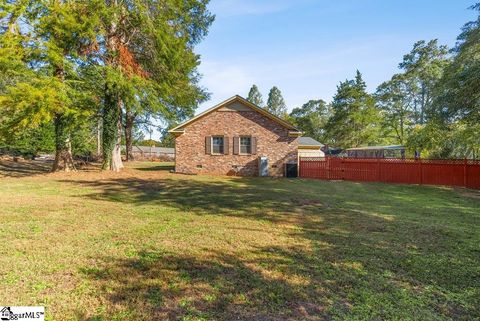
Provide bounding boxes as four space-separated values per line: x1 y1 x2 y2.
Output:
346 145 405 159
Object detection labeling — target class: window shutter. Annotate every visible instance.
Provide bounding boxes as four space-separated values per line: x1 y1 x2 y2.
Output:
223 136 229 155
205 136 211 155
251 137 257 155
233 136 239 155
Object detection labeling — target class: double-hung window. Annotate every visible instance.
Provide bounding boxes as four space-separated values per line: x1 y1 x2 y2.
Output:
212 136 224 154
240 136 252 154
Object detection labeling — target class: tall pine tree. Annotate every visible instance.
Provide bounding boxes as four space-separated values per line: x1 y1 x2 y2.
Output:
266 86 287 117
121 0 213 162
0 0 98 171
325 71 382 148
97 0 213 170
247 84 264 107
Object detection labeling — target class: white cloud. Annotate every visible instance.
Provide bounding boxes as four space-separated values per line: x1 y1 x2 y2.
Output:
198 61 255 104
197 36 404 112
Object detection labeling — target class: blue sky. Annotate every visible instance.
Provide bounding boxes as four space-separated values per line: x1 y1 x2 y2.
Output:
195 0 476 112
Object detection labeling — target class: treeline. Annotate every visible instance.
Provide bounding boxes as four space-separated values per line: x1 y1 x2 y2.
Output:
247 4 480 159
1 2 479 166
0 0 214 171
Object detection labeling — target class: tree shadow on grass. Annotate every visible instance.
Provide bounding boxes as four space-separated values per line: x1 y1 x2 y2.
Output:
78 249 332 321
61 176 300 223
134 164 175 172
0 159 52 177
60 175 480 224
61 175 479 320
77 239 478 320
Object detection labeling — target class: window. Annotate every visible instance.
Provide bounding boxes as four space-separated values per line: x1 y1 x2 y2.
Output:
212 136 224 154
240 136 252 154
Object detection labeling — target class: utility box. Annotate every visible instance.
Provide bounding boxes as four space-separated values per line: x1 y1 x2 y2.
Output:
258 156 268 177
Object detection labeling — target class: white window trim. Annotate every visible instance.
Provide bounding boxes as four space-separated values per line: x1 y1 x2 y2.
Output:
239 135 252 155
211 136 224 155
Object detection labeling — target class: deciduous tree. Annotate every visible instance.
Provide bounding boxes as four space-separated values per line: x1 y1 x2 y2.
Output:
289 99 330 143
398 40 449 124
376 74 414 144
435 3 480 126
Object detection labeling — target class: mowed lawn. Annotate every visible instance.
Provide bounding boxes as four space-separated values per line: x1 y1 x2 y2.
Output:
0 161 479 321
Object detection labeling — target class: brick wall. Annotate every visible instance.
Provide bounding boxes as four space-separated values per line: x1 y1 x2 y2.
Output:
174 107 298 176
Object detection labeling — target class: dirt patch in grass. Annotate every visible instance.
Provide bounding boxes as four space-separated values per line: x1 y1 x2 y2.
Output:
292 198 327 207
456 188 480 200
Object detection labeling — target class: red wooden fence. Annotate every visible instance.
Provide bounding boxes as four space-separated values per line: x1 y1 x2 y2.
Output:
299 157 480 189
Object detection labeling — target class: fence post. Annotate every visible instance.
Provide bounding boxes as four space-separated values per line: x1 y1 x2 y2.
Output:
340 157 343 180
377 158 381 182
316 156 322 179
297 153 302 178
419 158 423 185
464 158 467 188
325 156 329 180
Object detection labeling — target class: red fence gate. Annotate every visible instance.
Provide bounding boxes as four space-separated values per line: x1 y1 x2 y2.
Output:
299 157 480 189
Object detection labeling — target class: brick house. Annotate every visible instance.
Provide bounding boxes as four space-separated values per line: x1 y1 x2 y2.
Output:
169 95 302 176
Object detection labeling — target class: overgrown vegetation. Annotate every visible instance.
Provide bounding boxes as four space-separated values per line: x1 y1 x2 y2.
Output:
0 161 478 320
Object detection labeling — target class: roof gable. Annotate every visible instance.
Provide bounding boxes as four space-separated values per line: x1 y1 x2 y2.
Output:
169 95 300 134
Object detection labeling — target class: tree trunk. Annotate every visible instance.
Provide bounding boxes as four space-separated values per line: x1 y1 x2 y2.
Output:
52 114 76 172
112 111 124 171
101 5 124 171
51 63 75 172
420 84 426 125
124 110 135 161
96 116 102 159
102 81 124 171
399 116 404 144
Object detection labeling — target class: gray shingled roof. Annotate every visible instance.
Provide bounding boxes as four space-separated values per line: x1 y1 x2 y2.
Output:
299 137 324 147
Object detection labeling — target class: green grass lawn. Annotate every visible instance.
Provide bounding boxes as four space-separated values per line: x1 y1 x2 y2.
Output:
0 161 479 320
